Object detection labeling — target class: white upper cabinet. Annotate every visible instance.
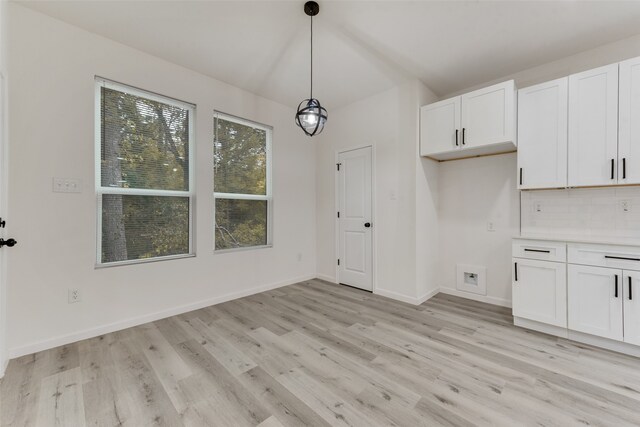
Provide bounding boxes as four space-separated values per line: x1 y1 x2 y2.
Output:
618 57 640 185
419 97 461 157
420 80 516 160
461 80 516 148
568 63 619 187
517 78 568 189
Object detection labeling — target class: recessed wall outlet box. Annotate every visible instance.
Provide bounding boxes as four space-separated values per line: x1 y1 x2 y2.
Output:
620 200 631 213
456 264 487 296
68 288 81 303
53 178 82 193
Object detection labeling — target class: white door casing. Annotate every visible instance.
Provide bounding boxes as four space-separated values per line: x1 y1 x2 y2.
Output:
337 147 373 291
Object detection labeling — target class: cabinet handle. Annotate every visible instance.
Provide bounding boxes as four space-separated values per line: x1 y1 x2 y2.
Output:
524 248 550 253
514 262 518 282
455 129 459 147
519 168 523 186
615 274 619 298
623 158 627 180
462 128 466 146
604 255 640 262
611 159 615 180
630 276 633 301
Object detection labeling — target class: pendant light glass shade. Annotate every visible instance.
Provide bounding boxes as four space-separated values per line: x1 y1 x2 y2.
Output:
295 98 327 136
295 1 327 137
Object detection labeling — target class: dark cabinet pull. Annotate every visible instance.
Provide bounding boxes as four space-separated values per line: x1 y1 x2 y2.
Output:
514 262 518 282
524 248 550 253
462 128 466 146
611 159 615 180
630 276 633 301
519 168 523 186
623 158 627 180
615 274 619 298
455 129 459 147
604 255 640 262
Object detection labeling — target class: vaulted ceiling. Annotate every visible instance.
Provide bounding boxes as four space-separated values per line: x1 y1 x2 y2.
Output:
17 1 640 109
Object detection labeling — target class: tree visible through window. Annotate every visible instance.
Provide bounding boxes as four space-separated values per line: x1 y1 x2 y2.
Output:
214 113 272 250
97 80 194 265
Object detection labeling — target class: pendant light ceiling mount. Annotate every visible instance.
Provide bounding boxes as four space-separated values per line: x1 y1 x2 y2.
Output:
295 1 327 137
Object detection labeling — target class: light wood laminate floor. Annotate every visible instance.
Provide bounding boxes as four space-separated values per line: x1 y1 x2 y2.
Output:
2 279 640 426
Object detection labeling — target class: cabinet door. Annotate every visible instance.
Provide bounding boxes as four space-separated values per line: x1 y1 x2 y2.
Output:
461 80 515 148
513 258 567 327
420 97 461 156
623 270 640 346
517 78 568 189
618 56 640 184
568 64 619 187
568 264 623 341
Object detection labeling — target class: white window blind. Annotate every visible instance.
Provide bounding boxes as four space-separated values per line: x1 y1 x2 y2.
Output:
96 78 195 266
214 112 272 251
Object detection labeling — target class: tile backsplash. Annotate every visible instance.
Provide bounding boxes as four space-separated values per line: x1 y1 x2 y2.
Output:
521 187 640 240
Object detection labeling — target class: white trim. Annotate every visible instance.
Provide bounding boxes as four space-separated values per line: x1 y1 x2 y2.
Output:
0 357 7 379
95 253 196 269
213 193 270 201
374 287 438 306
438 287 512 308
96 76 195 109
515 317 640 358
8 274 315 359
316 273 337 283
98 188 191 197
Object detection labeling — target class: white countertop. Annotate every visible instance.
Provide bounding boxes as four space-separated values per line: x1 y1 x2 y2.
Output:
515 234 640 247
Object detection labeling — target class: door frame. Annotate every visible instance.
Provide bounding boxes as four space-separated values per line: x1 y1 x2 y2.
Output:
334 144 376 293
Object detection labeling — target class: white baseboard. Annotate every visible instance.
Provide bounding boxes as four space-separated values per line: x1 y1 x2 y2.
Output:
0 357 7 379
375 287 438 306
8 274 315 359
438 287 512 308
315 273 337 284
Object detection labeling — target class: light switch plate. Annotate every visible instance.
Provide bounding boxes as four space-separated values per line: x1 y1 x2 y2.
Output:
53 178 82 193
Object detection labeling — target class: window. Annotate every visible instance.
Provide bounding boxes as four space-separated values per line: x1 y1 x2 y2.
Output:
214 112 272 251
96 79 194 266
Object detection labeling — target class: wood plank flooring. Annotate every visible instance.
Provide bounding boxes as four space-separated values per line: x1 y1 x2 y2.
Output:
3 279 640 426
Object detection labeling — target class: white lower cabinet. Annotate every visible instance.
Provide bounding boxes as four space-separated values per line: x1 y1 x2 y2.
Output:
513 258 567 327
624 270 640 346
568 264 623 341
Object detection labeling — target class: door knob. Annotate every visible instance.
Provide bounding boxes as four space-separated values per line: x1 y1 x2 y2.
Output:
0 238 17 248
364 222 371 228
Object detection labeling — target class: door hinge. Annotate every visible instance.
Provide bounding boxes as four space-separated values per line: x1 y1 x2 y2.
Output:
337 259 340 266
337 211 340 218
336 163 342 171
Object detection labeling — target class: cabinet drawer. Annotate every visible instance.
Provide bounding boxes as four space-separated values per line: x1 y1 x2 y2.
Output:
512 240 566 262
568 243 640 270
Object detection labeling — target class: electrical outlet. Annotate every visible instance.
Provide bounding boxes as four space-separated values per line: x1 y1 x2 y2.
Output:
534 202 542 213
487 221 495 232
620 199 632 213
53 178 82 193
68 288 81 304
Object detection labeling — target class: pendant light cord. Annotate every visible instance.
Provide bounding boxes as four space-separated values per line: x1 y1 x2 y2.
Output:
310 13 313 99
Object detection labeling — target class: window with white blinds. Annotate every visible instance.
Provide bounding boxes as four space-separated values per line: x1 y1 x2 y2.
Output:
214 112 272 251
96 78 195 266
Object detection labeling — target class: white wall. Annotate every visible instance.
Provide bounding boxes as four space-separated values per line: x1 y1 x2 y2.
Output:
6 4 316 357
437 153 519 306
315 79 438 304
0 0 9 376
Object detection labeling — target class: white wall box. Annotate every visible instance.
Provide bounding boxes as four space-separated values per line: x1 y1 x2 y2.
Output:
420 80 516 161
567 63 619 187
618 56 640 185
517 78 568 189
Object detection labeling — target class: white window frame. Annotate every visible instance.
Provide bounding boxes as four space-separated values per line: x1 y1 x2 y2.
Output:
214 111 273 252
95 77 196 267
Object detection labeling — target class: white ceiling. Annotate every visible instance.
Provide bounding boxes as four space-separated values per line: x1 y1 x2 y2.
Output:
17 1 640 109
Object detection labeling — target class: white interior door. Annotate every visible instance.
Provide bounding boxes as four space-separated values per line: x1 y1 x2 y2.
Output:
338 147 372 291
0 74 6 374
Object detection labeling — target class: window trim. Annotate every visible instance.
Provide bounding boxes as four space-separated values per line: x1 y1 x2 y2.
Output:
94 77 196 267
213 111 273 252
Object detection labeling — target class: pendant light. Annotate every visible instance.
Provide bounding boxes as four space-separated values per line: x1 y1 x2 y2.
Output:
295 1 327 137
